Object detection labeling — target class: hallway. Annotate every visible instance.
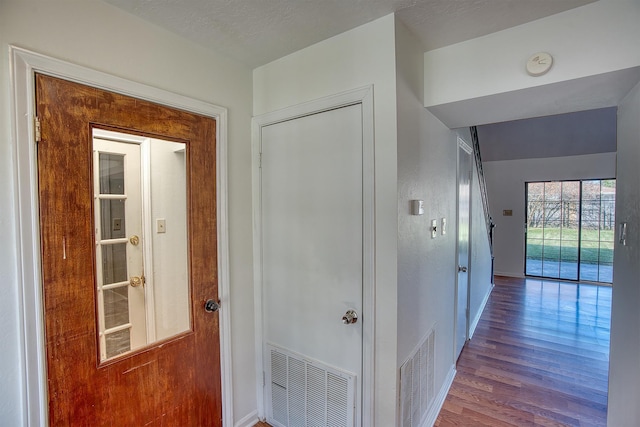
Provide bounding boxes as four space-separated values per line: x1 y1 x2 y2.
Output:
436 276 611 426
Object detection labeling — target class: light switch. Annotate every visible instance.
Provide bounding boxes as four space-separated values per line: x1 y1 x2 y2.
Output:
431 219 437 239
441 218 447 235
157 218 166 234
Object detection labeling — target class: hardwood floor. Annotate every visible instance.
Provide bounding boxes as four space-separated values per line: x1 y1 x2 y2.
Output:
253 276 611 427
436 276 611 427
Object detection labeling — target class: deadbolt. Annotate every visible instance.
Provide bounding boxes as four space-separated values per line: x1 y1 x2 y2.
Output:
342 309 358 325
204 299 220 313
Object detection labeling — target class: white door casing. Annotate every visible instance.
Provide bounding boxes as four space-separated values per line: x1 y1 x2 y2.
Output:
252 87 375 426
455 137 472 360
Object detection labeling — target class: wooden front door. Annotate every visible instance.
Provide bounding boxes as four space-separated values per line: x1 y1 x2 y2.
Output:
36 73 221 425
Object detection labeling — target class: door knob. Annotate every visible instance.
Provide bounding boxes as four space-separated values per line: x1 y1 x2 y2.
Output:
204 299 220 313
342 309 358 325
458 265 468 273
129 275 144 287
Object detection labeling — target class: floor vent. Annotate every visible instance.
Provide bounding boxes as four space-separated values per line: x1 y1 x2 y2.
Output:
267 344 356 427
400 328 435 427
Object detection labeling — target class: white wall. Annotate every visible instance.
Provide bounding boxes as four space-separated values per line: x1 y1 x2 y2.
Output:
483 153 616 278
608 80 640 427
0 0 255 424
149 140 190 340
423 0 640 128
253 15 399 426
395 18 457 421
424 0 640 107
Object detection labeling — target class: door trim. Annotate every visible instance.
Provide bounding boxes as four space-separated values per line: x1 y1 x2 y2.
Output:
10 46 233 426
251 86 375 426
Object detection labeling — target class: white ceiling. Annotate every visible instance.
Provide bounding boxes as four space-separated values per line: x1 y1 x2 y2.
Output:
103 0 595 68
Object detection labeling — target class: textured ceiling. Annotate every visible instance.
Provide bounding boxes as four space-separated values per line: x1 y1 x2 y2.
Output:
477 107 617 162
103 0 595 68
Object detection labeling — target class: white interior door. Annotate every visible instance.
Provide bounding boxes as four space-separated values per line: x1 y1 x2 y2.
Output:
261 104 363 427
455 138 472 360
93 137 146 361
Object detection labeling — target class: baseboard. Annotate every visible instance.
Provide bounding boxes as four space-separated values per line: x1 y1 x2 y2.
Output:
494 271 523 279
421 364 456 427
235 410 260 427
468 283 494 339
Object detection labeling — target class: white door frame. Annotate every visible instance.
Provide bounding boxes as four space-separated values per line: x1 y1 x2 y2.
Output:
455 136 473 360
9 46 233 426
251 86 375 425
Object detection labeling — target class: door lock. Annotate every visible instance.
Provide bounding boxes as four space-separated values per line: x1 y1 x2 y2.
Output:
458 265 468 273
342 309 358 325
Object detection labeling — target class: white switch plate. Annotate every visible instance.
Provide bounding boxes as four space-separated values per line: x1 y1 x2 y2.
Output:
431 219 437 239
157 218 166 233
441 218 447 235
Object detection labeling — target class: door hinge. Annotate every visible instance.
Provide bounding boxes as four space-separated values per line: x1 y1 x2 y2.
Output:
258 153 262 168
263 371 266 387
35 116 41 143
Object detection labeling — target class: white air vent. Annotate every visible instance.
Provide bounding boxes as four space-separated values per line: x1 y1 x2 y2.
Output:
267 344 356 427
400 328 435 427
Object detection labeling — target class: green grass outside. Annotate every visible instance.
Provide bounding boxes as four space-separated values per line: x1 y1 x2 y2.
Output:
526 227 614 264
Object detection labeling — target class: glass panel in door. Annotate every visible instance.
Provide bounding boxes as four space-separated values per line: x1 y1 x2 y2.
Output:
580 180 616 283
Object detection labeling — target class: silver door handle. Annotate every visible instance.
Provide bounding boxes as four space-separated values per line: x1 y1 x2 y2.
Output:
204 299 220 313
458 266 467 273
342 309 358 325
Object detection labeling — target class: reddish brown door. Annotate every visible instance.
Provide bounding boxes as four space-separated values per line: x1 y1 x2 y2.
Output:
36 74 222 426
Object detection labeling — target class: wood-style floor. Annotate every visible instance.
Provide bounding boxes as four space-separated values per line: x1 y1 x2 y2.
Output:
436 276 611 427
254 276 611 427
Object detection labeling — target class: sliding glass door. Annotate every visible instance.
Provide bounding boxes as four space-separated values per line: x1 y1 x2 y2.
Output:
525 179 615 283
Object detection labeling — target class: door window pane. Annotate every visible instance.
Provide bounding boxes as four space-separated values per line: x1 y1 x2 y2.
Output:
104 287 129 329
105 329 131 359
99 153 125 195
100 199 126 239
94 129 191 362
102 243 127 285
